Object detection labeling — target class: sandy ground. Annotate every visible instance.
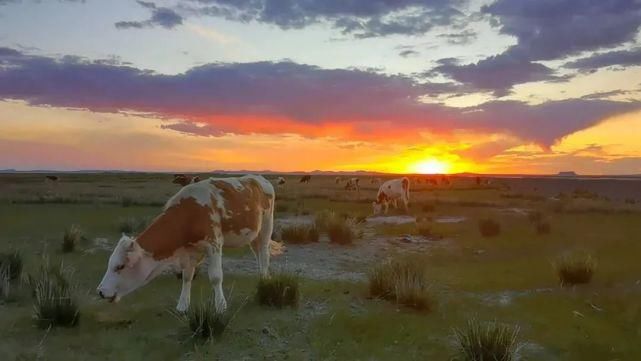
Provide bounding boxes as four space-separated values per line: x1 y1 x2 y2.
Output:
223 215 453 282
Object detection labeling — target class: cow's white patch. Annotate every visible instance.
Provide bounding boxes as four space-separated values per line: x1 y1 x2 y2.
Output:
224 228 258 247
244 174 275 196
165 181 214 210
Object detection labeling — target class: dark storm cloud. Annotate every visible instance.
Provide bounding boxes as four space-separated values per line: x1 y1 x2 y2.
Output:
0 47 638 147
182 0 466 37
482 0 641 62
115 1 183 29
432 54 559 96
565 48 641 72
432 0 641 94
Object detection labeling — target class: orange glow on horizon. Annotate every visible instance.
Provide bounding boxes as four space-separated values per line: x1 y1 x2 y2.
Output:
412 159 451 174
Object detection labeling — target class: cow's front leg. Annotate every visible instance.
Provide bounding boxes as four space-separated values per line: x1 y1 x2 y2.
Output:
206 240 227 313
176 265 195 312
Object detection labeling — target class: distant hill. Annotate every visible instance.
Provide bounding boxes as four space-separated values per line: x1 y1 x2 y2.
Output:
558 171 578 177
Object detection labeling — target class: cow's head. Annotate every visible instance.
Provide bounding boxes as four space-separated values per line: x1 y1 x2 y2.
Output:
97 234 153 303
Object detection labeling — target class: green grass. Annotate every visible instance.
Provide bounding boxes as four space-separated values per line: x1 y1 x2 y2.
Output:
453 319 520 361
62 224 82 253
256 273 300 308
0 250 23 281
175 298 231 340
31 260 79 329
1 173 641 360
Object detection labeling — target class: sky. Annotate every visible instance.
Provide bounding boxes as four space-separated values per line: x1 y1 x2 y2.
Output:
1 0 640 174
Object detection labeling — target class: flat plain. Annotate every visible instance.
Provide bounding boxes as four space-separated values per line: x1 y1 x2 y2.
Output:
1 173 641 360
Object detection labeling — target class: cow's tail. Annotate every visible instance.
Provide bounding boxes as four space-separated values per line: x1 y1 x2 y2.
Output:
402 177 410 201
268 240 286 256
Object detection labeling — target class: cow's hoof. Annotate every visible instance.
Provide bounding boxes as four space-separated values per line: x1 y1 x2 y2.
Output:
176 302 189 313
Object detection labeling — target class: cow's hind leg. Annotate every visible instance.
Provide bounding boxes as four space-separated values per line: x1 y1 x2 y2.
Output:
252 209 274 278
176 265 195 312
206 238 227 312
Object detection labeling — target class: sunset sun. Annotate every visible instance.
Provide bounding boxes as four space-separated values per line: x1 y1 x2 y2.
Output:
414 159 450 174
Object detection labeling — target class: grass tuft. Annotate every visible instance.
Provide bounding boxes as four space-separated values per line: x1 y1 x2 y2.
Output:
453 319 520 361
0 250 23 281
31 259 79 329
369 258 433 311
415 222 433 237
554 252 596 286
478 218 501 238
256 273 300 308
0 267 11 302
62 224 82 253
280 224 320 244
327 218 357 245
177 299 231 340
536 221 551 235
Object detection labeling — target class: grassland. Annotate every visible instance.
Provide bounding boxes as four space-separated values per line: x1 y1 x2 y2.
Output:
1 173 641 360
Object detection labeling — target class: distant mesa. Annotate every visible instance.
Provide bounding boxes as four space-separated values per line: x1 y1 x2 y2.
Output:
558 171 578 177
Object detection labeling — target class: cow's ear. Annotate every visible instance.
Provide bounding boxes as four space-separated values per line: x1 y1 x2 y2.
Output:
125 241 142 267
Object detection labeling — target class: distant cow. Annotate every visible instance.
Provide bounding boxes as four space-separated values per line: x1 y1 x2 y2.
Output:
277 176 286 186
45 175 59 182
97 175 280 313
370 177 382 184
344 177 360 191
173 174 200 187
299 175 311 183
373 177 410 215
335 176 342 184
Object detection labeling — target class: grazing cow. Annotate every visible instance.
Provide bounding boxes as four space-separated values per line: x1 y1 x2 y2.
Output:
372 177 410 215
97 175 278 312
45 175 59 182
344 177 360 191
299 175 311 183
173 174 200 187
277 176 286 186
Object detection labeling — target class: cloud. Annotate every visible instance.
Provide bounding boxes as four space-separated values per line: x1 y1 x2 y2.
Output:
432 54 558 96
399 49 419 58
482 0 641 62
433 0 641 94
182 0 466 38
115 1 183 30
0 47 638 147
565 48 641 72
438 29 477 45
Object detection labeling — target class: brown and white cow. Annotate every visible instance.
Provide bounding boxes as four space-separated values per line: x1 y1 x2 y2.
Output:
335 176 342 184
344 177 360 191
173 174 201 186
372 177 410 214
97 175 277 313
276 176 286 186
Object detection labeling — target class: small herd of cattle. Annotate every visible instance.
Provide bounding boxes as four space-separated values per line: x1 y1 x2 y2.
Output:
96 173 430 312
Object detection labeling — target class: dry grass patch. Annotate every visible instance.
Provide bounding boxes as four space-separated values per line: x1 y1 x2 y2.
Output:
30 259 79 329
369 258 433 311
554 252 596 286
62 224 82 253
280 224 320 244
478 218 501 238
